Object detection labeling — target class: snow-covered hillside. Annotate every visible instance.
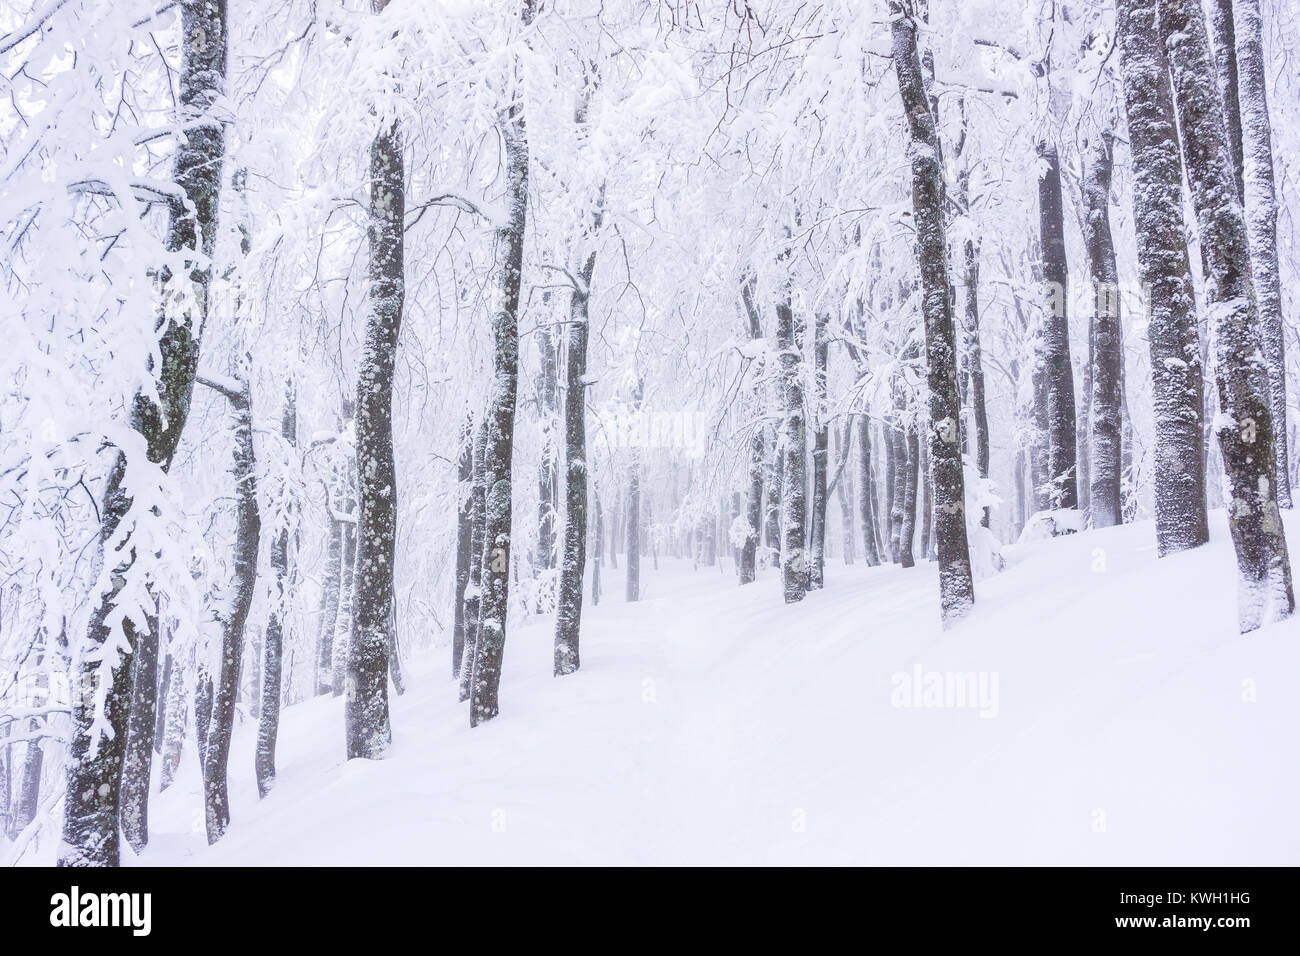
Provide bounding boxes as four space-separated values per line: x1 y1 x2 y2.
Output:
18 511 1291 867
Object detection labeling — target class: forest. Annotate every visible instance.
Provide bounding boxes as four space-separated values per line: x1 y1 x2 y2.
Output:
2 0 1299 868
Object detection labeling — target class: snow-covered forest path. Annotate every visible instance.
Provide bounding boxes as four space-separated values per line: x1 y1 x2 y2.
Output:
92 514 1300 866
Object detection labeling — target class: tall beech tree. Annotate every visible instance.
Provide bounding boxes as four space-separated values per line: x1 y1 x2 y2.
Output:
1114 0 1208 554
1036 141 1078 512
256 388 296 797
197 373 260 845
1080 133 1124 529
453 414 474 678
58 0 229 868
554 87 603 672
346 0 404 759
775 237 808 604
808 312 830 589
738 277 767 586
470 0 536 724
1233 0 1290 508
890 0 975 625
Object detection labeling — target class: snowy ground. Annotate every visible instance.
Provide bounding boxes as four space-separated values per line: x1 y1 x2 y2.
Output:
25 511 1300 865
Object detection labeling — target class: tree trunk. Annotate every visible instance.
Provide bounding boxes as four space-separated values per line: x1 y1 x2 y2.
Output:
554 119 601 672
808 313 829 590
158 654 188 793
1208 0 1246 201
333 516 355 697
763 429 781 567
347 9 404 755
740 419 765 584
739 277 766 586
1029 345 1053 512
119 608 159 853
956 149 991 529
857 417 882 566
1234 0 1290 508
626 452 641 601
1081 133 1125 529
11 730 44 838
919 436 933 560
1036 141 1079 511
316 514 342 696
452 415 473 678
153 651 172 754
203 379 259 845
470 1 535 725
899 422 919 568
884 421 898 554
256 388 295 796
458 421 488 703
536 317 560 571
888 421 905 562
195 666 213 773
891 4 976 624
775 240 808 603
837 421 856 565
58 0 228 869
1159 0 1294 630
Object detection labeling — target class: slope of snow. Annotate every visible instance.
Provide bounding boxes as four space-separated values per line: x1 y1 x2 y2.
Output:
25 511 1300 865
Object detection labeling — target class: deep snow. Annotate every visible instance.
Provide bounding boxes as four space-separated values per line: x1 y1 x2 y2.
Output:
20 510 1300 865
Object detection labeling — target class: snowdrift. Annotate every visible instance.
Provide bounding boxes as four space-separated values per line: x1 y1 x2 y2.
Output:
20 510 1300 865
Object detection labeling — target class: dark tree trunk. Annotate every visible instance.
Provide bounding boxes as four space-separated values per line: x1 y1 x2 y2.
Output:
1029 350 1053 512
202 378 259 845
316 515 342 696
857 417 882 566
889 420 908 562
775 241 807 603
899 422 919 568
458 421 488 703
153 651 172 754
884 421 898 554
808 313 829 590
1081 133 1125 529
626 453 641 601
58 0 228 869
891 4 976 624
956 132 991 529
554 117 601 672
1159 0 1294 630
347 8 404 755
536 317 560 571
470 1 534 725
919 437 933 560
836 422 856 565
1208 0 1246 200
119 608 159 853
333 515 355 697
763 429 782 567
12 730 44 838
740 421 764 584
195 666 213 773
256 388 296 796
11 637 48 837
738 277 766 586
452 415 473 678
158 653 187 793
1036 142 1079 511
1233 0 1290 508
